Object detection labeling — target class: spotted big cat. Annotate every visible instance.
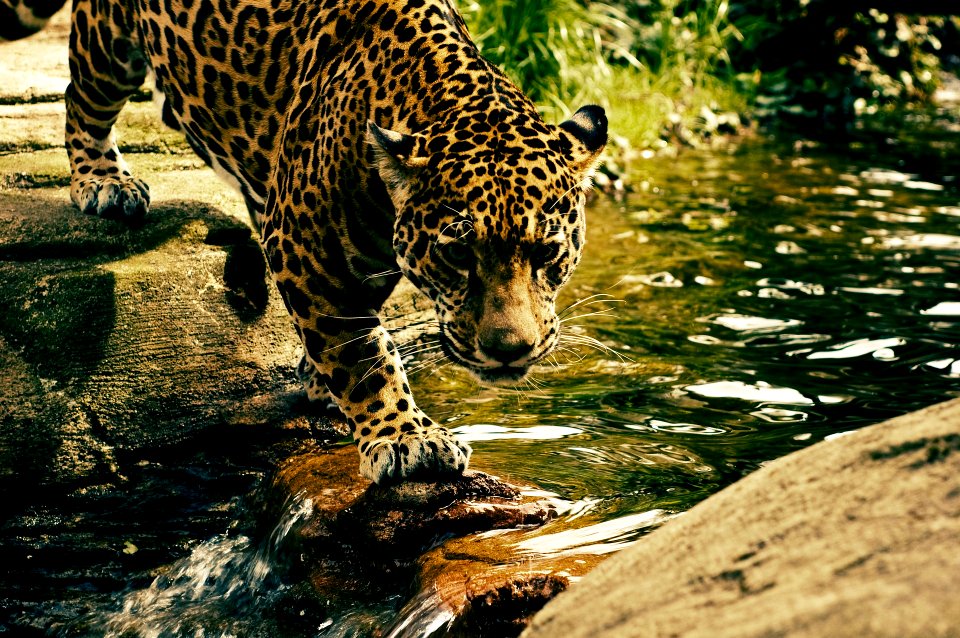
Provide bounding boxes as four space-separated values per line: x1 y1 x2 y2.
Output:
3 0 607 482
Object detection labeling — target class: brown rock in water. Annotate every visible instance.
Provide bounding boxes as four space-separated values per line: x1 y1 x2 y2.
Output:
264 445 553 563
522 397 960 638
406 529 606 637
261 444 619 635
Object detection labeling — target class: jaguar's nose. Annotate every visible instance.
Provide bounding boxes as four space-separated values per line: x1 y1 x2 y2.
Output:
479 328 536 364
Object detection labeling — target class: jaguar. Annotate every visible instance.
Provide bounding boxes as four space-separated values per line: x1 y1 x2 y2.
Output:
3 0 607 483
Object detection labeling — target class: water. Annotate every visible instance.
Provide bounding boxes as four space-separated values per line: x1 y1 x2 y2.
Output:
413 119 960 525
6 109 960 636
96 496 312 638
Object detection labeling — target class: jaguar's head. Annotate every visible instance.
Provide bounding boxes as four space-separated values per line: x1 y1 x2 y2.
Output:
368 105 607 384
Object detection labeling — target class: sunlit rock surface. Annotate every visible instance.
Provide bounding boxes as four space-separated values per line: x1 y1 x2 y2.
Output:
0 184 326 490
523 397 960 638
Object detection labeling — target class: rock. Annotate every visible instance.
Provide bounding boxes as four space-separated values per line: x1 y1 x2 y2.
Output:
0 101 190 154
259 444 632 635
401 525 607 638
0 66 333 493
522 397 960 638
261 444 554 565
0 187 313 459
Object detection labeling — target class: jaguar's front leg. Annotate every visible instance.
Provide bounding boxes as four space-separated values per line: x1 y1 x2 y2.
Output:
270 254 470 483
328 322 471 483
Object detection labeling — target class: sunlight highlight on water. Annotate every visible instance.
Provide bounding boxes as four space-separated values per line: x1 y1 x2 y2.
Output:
514 509 673 557
452 423 583 442
686 381 846 405
806 337 906 360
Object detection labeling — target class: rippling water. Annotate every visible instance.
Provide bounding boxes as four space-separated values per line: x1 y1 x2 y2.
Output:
362 120 960 634
412 118 960 526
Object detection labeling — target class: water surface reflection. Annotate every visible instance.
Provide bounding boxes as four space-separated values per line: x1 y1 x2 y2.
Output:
413 124 960 527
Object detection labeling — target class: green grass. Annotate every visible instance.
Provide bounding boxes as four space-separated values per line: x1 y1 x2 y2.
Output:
601 66 750 149
461 0 640 118
462 0 748 149
462 0 951 148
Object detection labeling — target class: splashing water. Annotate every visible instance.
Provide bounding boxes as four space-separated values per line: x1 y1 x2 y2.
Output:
96 496 314 638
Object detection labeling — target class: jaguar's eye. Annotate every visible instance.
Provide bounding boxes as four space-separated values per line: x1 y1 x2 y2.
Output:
441 241 474 270
531 242 562 270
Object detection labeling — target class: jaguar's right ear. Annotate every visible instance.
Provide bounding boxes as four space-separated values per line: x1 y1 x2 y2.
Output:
366 122 429 205
557 105 607 182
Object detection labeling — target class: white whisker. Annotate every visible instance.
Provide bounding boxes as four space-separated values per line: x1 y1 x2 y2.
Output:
361 269 402 284
424 359 455 380
315 330 379 356
558 332 633 363
560 309 618 323
547 183 579 211
558 293 622 318
349 354 388 393
405 352 447 377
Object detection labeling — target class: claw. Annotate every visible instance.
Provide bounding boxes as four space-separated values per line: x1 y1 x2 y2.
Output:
72 176 150 221
359 427 471 484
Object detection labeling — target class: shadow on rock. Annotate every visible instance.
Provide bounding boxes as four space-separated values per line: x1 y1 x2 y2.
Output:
0 194 288 493
0 193 257 263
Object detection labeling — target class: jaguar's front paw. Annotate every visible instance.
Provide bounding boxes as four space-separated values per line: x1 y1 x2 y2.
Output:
72 175 150 220
359 427 472 484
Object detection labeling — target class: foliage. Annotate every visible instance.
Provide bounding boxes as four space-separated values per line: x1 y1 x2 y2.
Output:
630 0 740 83
462 0 956 146
462 0 748 146
728 2 949 127
460 0 640 117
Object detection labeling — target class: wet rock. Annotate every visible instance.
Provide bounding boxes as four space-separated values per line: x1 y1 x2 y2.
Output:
522 397 960 638
264 446 553 563
445 572 570 638
399 526 608 638
260 445 634 636
257 445 562 625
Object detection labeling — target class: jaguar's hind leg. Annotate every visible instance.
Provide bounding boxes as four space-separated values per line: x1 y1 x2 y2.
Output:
65 0 149 220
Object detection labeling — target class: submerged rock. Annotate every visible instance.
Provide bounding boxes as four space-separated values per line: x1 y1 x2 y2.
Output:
267 445 551 560
522 397 960 638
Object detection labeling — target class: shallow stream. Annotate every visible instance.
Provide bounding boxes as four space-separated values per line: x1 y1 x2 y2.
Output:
5 107 960 636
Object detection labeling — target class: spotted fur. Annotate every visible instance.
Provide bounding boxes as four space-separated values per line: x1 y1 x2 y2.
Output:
5 0 607 483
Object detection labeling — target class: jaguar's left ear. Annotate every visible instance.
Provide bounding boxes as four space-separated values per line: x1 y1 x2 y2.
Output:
367 122 429 205
557 105 607 180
